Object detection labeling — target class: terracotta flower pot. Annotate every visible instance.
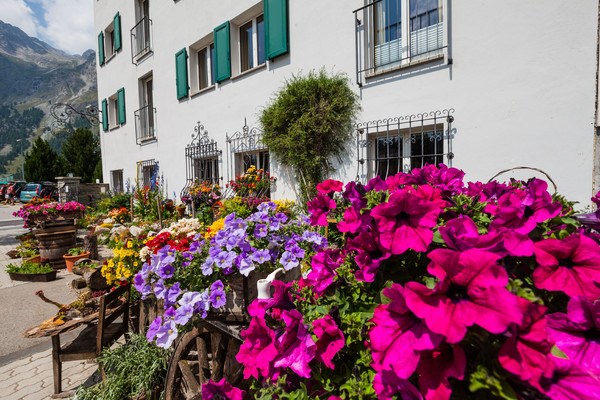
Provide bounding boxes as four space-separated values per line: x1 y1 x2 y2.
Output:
177 206 186 218
62 251 90 273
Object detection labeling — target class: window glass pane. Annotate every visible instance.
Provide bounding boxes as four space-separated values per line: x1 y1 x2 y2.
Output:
410 0 439 31
198 48 207 90
240 21 254 72
257 15 265 65
410 131 443 170
374 135 401 179
375 0 401 45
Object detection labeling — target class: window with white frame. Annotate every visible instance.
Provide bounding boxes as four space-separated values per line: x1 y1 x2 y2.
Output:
101 88 126 132
239 14 265 72
138 159 158 188
135 74 155 143
194 157 219 183
110 169 124 192
132 0 151 60
190 34 215 94
236 149 270 175
98 12 122 65
355 0 445 82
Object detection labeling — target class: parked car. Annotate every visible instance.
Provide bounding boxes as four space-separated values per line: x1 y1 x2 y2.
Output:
19 183 42 203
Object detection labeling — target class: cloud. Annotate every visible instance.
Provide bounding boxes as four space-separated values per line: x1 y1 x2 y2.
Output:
37 0 94 55
0 0 39 37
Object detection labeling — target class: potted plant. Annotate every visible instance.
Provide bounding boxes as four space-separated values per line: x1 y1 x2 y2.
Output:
6 261 56 282
16 231 35 242
63 246 90 273
176 203 186 218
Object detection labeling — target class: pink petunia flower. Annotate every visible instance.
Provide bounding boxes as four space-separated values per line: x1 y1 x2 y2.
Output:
236 316 278 380
313 314 345 369
316 179 343 194
347 231 391 282
438 215 505 254
370 284 443 379
404 249 523 343
371 190 441 255
498 297 555 385
305 249 343 295
546 296 600 376
373 370 423 400
307 193 337 227
533 234 600 299
337 206 371 234
535 356 600 400
416 343 466 400
248 280 295 319
201 378 245 400
273 309 316 378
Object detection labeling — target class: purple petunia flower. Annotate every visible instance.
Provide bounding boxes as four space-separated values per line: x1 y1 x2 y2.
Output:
158 263 175 279
178 291 202 307
210 289 226 308
165 282 182 306
155 319 178 348
154 279 166 299
279 251 299 270
210 280 224 292
174 304 194 325
236 254 255 276
252 249 271 264
146 316 162 341
254 224 268 239
201 256 214 275
214 251 237 269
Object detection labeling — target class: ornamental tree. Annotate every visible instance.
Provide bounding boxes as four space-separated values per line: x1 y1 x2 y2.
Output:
259 69 360 204
24 137 61 182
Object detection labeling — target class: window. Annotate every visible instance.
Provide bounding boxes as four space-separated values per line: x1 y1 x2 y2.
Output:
236 150 270 175
356 110 454 181
194 157 219 183
354 0 445 84
102 88 126 131
239 15 265 72
99 12 122 64
131 0 152 62
190 34 215 93
138 159 158 188
135 74 155 143
110 170 124 192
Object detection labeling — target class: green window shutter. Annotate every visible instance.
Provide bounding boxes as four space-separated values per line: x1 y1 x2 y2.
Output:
117 88 126 124
175 48 189 99
101 99 108 131
214 22 230 82
98 32 105 65
264 0 289 59
113 12 122 51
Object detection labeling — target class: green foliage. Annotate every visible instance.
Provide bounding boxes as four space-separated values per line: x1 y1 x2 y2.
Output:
61 128 101 183
95 193 133 214
92 159 103 183
260 69 360 203
0 105 44 175
67 246 84 256
6 262 52 274
219 197 254 219
74 333 171 400
24 137 61 182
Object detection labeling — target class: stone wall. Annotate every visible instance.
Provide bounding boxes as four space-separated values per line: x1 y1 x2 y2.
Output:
79 183 110 207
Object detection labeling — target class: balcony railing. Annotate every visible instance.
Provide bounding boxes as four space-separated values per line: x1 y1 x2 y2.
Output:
130 15 152 63
134 104 156 144
353 0 447 86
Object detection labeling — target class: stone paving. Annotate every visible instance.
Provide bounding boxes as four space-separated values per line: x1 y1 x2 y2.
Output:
0 203 112 399
0 348 100 399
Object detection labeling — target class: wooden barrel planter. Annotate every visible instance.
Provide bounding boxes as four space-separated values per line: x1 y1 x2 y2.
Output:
33 222 77 269
9 270 57 282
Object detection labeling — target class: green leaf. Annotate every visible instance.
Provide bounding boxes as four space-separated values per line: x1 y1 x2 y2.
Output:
469 365 518 400
551 345 569 359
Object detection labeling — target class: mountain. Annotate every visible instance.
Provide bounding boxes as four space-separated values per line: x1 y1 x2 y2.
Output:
0 20 97 178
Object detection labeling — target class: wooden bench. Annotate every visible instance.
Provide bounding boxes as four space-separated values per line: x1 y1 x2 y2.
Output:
51 284 130 395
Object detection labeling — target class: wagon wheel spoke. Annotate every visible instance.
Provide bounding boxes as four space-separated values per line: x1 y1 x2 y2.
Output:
196 336 210 384
178 360 202 400
210 332 230 382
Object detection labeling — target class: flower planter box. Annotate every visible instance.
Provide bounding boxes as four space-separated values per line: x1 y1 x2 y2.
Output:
9 270 57 282
28 210 83 226
63 251 90 273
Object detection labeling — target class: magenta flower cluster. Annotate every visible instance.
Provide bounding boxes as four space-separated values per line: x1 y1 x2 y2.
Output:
13 201 85 228
234 164 600 400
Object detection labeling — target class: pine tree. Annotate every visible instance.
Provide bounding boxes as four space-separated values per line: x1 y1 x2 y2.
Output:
61 128 101 183
24 137 59 181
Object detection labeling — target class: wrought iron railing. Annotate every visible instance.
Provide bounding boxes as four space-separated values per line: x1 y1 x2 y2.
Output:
356 109 454 183
353 0 447 86
130 15 152 63
134 104 156 144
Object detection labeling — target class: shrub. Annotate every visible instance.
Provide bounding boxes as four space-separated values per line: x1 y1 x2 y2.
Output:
260 69 360 203
6 262 52 274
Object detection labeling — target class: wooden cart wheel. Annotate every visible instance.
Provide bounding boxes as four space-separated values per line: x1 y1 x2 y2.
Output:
164 321 246 400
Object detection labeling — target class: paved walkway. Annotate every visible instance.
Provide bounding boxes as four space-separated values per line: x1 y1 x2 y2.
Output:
0 203 109 399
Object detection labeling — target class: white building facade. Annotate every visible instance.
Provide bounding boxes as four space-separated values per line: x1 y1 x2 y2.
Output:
94 0 600 207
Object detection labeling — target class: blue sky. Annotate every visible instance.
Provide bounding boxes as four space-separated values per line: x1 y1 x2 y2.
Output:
0 0 94 55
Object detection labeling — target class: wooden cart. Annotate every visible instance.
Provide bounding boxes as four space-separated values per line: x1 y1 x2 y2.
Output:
164 268 298 400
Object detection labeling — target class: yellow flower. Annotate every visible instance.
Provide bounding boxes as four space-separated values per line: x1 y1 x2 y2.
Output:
127 241 133 248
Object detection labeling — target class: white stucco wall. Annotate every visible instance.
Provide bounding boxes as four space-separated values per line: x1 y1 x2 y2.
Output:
94 0 599 208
